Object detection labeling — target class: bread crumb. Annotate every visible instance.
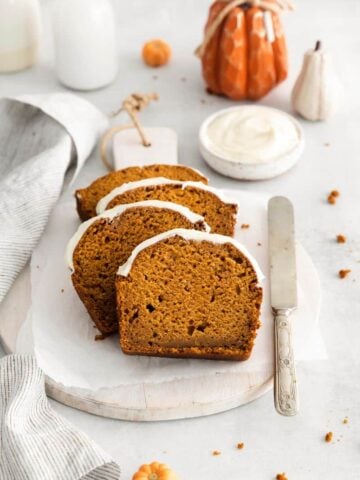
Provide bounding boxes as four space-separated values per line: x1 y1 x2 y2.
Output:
276 473 288 480
95 333 107 341
237 442 244 450
328 190 340 205
241 224 250 229
325 431 333 442
343 417 349 424
212 450 221 456
336 234 346 243
339 269 351 279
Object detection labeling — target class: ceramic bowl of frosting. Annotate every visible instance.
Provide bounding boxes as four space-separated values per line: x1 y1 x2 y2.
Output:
199 105 304 180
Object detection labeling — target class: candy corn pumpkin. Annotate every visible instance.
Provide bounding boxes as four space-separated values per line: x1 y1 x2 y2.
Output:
197 0 291 100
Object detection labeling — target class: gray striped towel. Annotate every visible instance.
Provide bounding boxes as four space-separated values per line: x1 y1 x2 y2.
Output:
0 94 121 478
0 93 108 304
0 355 121 479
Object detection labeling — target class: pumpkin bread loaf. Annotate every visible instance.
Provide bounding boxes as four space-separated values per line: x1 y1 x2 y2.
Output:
116 229 263 360
66 202 209 335
75 164 208 221
97 178 237 237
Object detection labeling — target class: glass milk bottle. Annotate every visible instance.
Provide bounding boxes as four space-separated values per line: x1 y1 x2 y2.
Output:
0 0 41 72
53 0 118 90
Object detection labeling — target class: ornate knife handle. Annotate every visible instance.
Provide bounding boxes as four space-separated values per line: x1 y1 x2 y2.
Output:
274 309 299 416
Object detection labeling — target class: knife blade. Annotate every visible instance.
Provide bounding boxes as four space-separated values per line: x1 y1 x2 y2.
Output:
268 196 299 416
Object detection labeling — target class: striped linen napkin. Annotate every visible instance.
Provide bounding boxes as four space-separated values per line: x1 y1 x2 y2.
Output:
0 93 108 304
0 355 120 479
0 94 121 478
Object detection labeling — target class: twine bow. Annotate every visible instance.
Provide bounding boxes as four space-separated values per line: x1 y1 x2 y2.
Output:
195 0 294 58
101 92 158 170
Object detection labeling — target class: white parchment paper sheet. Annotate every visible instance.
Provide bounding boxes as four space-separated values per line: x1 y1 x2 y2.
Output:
24 190 325 390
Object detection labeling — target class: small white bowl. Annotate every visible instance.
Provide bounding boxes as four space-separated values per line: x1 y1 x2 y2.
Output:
199 105 305 181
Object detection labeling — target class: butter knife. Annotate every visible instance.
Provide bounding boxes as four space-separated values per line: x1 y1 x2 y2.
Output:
268 196 299 416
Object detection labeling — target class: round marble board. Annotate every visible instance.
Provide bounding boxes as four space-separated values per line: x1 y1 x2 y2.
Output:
0 190 321 421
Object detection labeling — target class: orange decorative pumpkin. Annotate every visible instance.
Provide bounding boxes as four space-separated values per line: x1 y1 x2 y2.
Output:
197 0 290 100
132 461 179 480
142 39 172 67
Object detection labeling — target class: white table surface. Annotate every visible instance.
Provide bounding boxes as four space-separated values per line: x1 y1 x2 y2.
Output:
1 0 360 478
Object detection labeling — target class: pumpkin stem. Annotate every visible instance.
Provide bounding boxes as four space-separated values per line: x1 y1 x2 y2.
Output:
314 40 321 52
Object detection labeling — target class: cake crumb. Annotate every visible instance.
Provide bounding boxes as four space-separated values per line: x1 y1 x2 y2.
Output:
95 333 107 341
212 450 221 456
339 269 351 279
257 242 262 246
328 190 340 204
336 234 346 243
152 75 158 80
343 417 349 424
325 431 333 443
276 473 288 480
241 224 250 229
324 142 330 147
60 288 64 293
237 442 244 450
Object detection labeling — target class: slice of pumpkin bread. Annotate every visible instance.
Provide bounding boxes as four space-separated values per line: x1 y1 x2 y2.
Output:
96 178 238 237
66 202 209 335
75 164 208 220
116 229 263 360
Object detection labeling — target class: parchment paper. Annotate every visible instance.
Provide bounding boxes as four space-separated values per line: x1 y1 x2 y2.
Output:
20 190 326 390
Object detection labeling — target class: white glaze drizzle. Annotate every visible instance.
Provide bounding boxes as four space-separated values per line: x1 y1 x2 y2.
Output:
96 177 236 214
117 228 264 282
66 201 210 271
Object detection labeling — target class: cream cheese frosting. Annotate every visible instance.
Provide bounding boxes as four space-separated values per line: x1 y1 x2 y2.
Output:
204 105 301 165
66 201 210 271
117 228 264 283
96 177 236 215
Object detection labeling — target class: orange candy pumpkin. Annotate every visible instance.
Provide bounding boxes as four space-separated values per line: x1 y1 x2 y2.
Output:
132 461 179 480
142 39 172 67
199 1 288 100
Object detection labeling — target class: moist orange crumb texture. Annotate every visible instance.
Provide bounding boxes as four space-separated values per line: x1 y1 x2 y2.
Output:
116 237 262 360
336 234 346 243
72 208 206 335
237 442 244 449
105 184 237 236
276 474 288 480
75 165 208 220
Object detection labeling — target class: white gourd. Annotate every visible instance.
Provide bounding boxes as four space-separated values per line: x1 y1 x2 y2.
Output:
291 41 343 121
